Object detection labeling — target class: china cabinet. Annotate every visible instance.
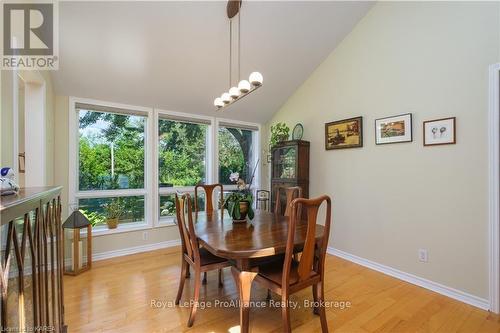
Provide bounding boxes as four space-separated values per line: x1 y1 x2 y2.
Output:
271 140 310 211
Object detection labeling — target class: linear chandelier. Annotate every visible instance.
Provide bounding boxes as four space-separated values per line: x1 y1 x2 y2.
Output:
214 0 263 110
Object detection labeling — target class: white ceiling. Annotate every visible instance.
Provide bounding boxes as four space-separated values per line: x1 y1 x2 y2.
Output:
52 1 373 123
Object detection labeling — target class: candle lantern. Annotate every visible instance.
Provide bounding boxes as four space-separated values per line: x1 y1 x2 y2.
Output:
63 210 92 275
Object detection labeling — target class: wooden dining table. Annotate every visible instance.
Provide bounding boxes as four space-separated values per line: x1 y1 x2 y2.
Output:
194 209 325 333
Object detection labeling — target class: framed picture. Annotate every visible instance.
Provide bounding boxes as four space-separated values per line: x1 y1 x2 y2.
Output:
375 113 412 145
423 117 456 146
325 116 363 150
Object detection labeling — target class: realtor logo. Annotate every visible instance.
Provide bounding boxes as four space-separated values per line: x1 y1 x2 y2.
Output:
2 1 58 70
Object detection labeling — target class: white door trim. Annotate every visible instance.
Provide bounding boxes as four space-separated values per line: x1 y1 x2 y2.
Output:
489 63 500 313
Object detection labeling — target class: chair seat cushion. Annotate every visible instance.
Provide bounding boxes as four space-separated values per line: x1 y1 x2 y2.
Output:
257 258 319 286
199 247 228 266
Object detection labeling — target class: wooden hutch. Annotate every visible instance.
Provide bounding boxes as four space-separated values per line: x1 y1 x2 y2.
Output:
271 140 310 211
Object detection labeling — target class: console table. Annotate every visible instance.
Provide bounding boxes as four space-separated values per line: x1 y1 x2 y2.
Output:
0 187 66 332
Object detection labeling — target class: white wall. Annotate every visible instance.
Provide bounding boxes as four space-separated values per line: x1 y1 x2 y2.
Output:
266 1 500 299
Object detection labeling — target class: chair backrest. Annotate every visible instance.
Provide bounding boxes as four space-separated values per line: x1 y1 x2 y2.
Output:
283 195 332 286
194 184 223 215
175 192 200 263
256 190 270 200
274 186 303 217
256 190 270 210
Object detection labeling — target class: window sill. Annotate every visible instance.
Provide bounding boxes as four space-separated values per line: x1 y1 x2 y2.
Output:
84 220 177 237
91 222 150 237
158 217 176 227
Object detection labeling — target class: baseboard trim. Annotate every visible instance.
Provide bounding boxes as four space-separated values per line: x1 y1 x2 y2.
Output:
93 239 181 262
327 247 490 311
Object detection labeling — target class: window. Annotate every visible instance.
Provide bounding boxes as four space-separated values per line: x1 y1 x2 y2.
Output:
158 119 208 187
79 196 145 227
70 99 260 234
79 110 145 190
158 116 210 222
218 124 259 186
74 102 150 232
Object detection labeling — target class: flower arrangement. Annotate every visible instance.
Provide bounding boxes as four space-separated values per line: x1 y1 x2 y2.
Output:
223 161 258 222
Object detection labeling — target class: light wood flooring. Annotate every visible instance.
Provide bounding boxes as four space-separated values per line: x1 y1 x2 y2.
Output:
64 247 500 333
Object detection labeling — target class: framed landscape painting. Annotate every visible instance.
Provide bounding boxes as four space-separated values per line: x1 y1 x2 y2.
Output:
423 117 456 146
375 113 412 145
325 116 363 150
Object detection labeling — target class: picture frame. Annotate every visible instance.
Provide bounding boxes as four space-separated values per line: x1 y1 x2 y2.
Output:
423 117 456 146
325 116 363 150
375 113 412 145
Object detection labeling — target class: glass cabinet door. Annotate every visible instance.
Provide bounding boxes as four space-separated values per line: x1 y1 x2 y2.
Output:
272 146 297 179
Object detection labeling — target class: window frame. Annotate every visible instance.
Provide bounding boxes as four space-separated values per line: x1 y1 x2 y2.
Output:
155 109 215 226
69 97 154 236
215 117 261 192
69 97 261 236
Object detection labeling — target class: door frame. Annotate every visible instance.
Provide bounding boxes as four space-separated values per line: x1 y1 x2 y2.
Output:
489 63 500 313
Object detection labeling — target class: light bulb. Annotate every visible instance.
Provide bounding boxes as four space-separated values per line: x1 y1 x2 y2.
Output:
249 72 263 86
221 93 231 104
238 80 251 93
214 97 224 108
229 87 240 98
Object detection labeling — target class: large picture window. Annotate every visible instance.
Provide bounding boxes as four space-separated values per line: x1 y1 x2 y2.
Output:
158 116 210 222
79 110 145 190
218 124 258 186
70 99 260 234
158 119 208 187
74 103 150 232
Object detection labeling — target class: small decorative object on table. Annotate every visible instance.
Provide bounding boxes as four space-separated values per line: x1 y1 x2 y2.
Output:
224 162 258 223
103 198 123 229
423 117 456 146
0 167 20 196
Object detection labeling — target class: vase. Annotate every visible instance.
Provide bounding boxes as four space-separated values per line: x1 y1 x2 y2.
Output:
106 218 119 229
232 200 249 223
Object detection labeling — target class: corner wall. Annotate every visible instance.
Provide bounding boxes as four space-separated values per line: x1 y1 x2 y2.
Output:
266 2 500 300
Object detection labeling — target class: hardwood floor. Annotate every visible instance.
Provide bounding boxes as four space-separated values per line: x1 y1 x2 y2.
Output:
64 247 500 332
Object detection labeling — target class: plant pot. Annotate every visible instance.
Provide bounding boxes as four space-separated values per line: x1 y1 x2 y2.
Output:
277 135 289 144
232 201 249 223
106 218 119 229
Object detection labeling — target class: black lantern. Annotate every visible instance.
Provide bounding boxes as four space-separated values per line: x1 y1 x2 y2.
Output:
63 210 92 275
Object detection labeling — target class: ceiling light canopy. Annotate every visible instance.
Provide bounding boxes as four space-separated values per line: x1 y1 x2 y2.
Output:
214 0 263 110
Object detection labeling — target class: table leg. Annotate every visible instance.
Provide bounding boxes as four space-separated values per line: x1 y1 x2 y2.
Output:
231 263 257 333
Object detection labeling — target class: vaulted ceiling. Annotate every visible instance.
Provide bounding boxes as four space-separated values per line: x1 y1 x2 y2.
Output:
52 1 373 123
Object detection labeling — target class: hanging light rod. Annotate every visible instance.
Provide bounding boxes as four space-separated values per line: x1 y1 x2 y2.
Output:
214 0 263 110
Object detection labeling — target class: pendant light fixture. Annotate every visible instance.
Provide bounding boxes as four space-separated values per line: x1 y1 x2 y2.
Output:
214 0 263 110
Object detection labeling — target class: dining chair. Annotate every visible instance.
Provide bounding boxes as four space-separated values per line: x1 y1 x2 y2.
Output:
256 189 271 211
254 195 332 333
274 186 303 217
174 192 231 327
194 183 224 215
194 183 224 284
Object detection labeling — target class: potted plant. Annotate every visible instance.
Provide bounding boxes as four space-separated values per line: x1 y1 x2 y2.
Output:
103 198 123 229
270 122 290 147
224 162 258 223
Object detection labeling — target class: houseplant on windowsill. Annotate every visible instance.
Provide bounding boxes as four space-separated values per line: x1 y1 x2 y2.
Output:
103 198 123 229
224 162 258 223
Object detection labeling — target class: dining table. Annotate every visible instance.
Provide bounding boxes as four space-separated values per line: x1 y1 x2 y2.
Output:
194 209 325 333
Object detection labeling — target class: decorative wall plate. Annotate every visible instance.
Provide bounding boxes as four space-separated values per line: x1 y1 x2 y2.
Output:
292 123 304 140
